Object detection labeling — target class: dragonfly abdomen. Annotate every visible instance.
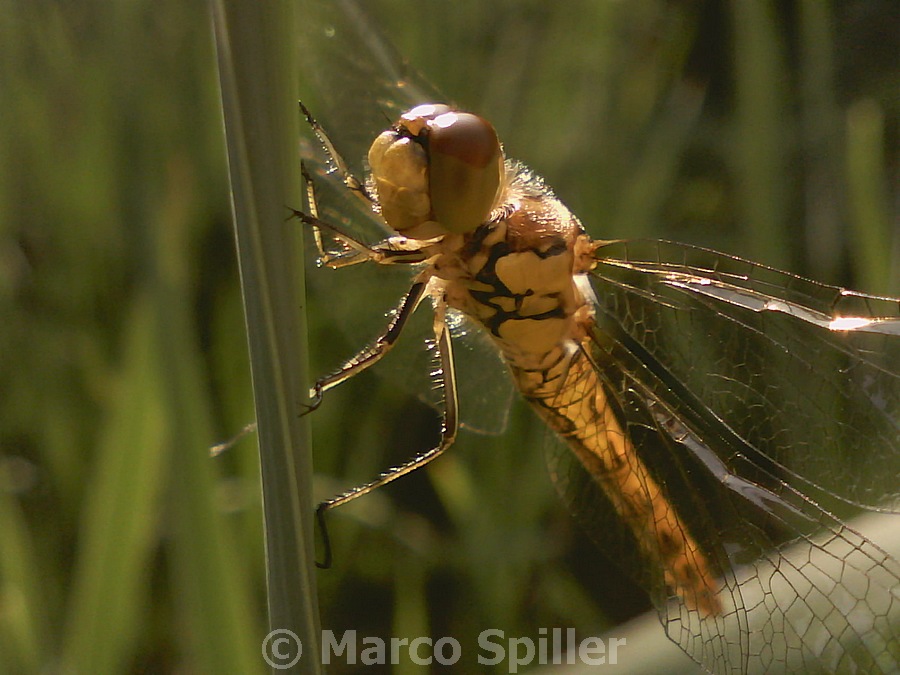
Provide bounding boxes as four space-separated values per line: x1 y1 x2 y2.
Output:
518 345 723 617
439 179 723 616
432 162 721 615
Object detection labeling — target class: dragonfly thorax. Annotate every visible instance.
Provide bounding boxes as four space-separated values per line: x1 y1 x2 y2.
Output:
434 163 597 375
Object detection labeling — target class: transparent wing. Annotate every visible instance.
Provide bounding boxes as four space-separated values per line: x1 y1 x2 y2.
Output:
298 0 445 182
592 238 899 510
547 238 899 673
302 169 514 435
297 3 513 434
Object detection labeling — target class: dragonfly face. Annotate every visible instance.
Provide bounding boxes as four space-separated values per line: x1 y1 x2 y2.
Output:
367 103 504 239
302 103 900 674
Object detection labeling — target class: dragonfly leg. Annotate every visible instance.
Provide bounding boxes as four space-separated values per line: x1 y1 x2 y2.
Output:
315 298 459 568
298 127 433 269
305 277 429 412
294 161 386 269
289 203 432 268
290 205 379 270
289 189 432 269
299 100 374 205
300 160 340 264
209 421 258 457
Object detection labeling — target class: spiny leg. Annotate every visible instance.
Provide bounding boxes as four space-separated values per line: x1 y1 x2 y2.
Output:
297 108 433 268
289 198 431 269
298 101 382 267
316 298 460 568
301 160 333 264
297 163 381 268
305 277 428 411
299 100 374 205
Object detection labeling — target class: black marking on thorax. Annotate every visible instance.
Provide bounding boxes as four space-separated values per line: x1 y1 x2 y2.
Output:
464 231 569 338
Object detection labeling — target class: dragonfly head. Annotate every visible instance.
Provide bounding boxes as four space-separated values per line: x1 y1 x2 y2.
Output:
368 103 504 240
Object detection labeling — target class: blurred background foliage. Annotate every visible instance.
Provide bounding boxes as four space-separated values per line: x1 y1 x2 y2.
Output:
0 0 897 673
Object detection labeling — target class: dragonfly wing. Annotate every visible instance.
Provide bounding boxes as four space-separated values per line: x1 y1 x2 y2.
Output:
298 0 514 434
590 238 899 512
298 4 514 435
544 238 900 671
298 0 444 181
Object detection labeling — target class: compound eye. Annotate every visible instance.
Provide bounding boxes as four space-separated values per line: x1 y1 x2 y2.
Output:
401 103 453 134
427 111 503 234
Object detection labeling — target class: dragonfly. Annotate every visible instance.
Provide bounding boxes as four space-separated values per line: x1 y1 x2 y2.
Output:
296 98 900 674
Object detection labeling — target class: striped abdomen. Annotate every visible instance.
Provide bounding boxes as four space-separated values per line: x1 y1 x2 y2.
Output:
440 194 721 616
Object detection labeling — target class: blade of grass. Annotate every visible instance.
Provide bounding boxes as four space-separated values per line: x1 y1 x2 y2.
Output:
0 474 43 674
155 162 262 673
211 2 321 672
846 99 897 296
798 0 843 283
731 0 790 268
59 294 170 674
